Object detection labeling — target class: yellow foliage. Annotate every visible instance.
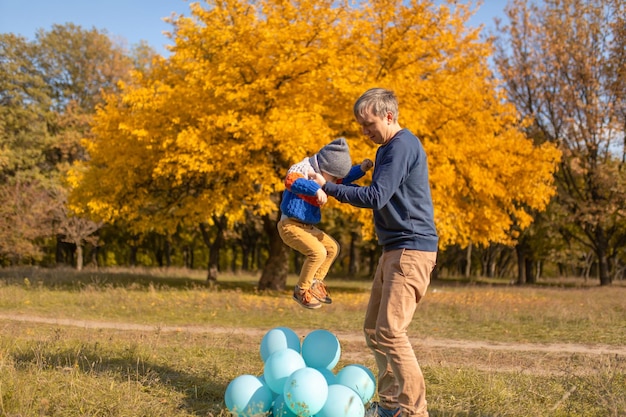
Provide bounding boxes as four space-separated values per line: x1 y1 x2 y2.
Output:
69 0 560 247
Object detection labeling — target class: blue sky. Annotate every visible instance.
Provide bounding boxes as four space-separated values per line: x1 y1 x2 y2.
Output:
0 0 506 56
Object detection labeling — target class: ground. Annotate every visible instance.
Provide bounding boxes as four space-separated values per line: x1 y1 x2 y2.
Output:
2 312 624 377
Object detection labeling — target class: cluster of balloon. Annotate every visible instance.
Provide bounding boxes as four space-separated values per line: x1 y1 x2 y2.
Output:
224 327 377 417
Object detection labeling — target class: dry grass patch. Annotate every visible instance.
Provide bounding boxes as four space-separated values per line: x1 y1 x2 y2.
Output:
0 268 624 416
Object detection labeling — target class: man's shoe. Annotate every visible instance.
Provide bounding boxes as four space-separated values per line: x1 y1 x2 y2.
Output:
310 279 332 304
293 286 322 309
365 402 401 417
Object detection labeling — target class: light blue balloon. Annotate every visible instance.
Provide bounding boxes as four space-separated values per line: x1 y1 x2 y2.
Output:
272 393 299 417
260 327 301 362
224 374 273 416
258 374 279 400
316 384 366 417
263 348 306 394
283 367 329 417
301 329 341 370
336 364 376 404
315 367 338 385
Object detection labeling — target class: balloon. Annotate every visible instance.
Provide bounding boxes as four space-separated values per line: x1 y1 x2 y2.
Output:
316 384 366 417
272 393 299 417
260 327 301 362
258 374 279 400
301 329 341 370
316 367 338 385
263 348 306 394
283 367 329 417
336 364 376 404
224 374 273 416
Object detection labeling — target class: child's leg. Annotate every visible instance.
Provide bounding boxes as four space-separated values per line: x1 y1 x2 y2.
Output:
311 229 339 281
277 219 328 290
307 229 338 304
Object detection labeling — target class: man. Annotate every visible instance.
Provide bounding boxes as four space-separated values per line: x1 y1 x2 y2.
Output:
313 88 438 417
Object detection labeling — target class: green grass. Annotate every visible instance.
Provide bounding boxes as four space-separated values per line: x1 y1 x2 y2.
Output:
0 267 625 416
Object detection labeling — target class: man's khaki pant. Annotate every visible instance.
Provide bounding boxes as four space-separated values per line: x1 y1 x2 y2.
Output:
364 249 437 417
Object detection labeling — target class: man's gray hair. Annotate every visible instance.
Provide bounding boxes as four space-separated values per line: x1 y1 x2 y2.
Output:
353 88 399 122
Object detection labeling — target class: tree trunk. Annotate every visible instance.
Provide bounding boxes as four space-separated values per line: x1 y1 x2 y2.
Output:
165 239 172 267
465 242 472 279
241 242 250 271
258 214 289 290
231 243 238 273
200 217 226 281
515 243 526 285
90 245 99 269
129 246 137 266
75 245 84 271
183 245 194 269
348 231 359 276
56 235 75 266
595 228 612 286
598 252 612 286
155 243 164 267
369 247 378 277
525 258 536 284
56 235 64 264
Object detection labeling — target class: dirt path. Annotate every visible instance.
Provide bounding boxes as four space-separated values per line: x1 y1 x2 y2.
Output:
2 312 625 357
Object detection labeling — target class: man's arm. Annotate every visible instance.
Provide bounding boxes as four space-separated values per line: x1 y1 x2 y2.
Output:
323 144 410 210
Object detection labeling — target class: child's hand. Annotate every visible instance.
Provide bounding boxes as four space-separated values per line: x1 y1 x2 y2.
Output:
316 189 328 206
361 159 374 172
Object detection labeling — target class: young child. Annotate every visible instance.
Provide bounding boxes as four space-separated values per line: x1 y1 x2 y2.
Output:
278 137 373 309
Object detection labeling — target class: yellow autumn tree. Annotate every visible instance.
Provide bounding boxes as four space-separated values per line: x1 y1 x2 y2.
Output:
69 0 367 285
70 0 560 288
341 0 561 248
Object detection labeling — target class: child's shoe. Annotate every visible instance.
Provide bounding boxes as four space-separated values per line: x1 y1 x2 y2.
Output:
310 279 332 304
293 286 322 309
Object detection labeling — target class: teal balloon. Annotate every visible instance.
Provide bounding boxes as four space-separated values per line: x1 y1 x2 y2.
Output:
224 374 273 416
283 367 329 416
272 393 299 417
258 374 279 400
315 367 337 385
263 348 306 394
336 364 376 404
301 329 341 370
316 384 366 417
260 327 301 362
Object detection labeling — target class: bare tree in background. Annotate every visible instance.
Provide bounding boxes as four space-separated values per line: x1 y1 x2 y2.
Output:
495 0 626 285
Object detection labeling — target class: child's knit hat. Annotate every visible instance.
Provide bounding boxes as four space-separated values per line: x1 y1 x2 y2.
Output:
310 137 352 178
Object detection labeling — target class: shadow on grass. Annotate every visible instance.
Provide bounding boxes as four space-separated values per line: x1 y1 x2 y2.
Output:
5 265 602 296
11 343 230 414
0 266 371 295
430 275 614 289
0 267 211 291
431 276 513 287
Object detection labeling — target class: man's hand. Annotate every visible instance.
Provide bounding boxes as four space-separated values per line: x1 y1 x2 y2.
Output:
309 172 327 187
361 159 374 172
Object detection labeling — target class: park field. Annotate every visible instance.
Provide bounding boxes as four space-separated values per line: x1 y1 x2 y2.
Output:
0 267 624 416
